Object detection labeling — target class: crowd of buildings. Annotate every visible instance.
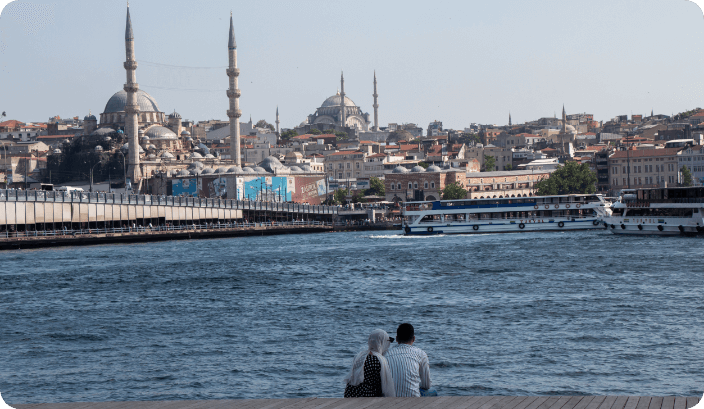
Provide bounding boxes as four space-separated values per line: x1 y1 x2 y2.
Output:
2 6 703 205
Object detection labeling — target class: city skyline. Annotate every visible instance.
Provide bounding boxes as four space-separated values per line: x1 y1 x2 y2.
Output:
1 0 704 129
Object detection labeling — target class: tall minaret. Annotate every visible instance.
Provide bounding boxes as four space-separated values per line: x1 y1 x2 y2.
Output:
508 112 512 126
372 71 379 131
226 12 242 166
124 3 141 185
275 106 280 134
340 71 346 128
562 104 566 133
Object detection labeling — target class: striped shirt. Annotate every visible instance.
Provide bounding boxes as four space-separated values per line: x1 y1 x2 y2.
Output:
384 343 431 397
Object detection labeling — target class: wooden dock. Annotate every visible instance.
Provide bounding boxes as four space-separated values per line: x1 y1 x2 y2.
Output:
11 395 701 409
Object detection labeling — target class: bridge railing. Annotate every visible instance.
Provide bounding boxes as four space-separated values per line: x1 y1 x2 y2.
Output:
0 189 339 215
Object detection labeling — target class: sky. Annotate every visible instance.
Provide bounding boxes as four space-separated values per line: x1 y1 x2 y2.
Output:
1 0 704 131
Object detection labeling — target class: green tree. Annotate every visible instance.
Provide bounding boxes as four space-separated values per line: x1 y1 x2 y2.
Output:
534 161 598 195
459 132 480 145
681 165 693 187
280 129 298 140
309 128 322 135
441 182 467 200
504 163 513 171
484 155 496 172
417 162 429 169
255 119 275 131
333 188 349 204
365 176 385 196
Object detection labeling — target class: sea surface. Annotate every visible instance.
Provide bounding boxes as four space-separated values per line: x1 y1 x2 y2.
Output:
1 230 704 404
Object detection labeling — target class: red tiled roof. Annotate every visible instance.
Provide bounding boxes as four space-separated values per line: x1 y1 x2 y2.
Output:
398 144 421 151
0 120 23 128
359 140 376 144
328 150 363 156
368 153 386 158
610 147 681 159
542 148 556 152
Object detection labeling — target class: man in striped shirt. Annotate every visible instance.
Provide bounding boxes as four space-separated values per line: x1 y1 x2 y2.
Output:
384 323 431 397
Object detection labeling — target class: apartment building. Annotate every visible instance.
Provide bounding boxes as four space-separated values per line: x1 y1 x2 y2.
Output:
608 148 681 190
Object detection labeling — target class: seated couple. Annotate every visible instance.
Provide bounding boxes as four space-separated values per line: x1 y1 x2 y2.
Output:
344 323 436 398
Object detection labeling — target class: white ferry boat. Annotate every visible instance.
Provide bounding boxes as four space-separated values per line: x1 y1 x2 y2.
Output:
401 194 609 235
601 187 704 235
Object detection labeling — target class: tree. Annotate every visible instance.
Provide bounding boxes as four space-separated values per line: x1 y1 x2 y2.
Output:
458 132 480 145
441 182 467 200
681 165 693 187
534 161 598 195
255 119 275 131
309 128 322 135
333 188 349 204
484 155 495 172
504 163 513 171
417 162 429 169
280 129 298 140
365 177 385 196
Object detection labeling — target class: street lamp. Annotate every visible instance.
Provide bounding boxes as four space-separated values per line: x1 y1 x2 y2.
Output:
90 161 101 193
117 150 126 192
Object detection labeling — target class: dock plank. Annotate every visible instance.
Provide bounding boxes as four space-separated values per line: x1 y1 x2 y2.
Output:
12 396 702 409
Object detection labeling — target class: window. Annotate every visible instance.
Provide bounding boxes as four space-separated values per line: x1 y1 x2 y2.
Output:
414 183 418 189
613 167 618 174
408 183 412 189
424 182 429 188
338 173 342 178
431 182 435 188
397 183 402 190
623 166 626 173
356 163 359 169
346 163 350 169
623 178 626 185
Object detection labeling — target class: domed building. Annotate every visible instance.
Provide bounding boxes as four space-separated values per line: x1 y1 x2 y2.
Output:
100 89 165 128
303 72 371 132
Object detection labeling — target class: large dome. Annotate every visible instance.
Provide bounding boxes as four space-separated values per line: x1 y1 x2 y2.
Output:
104 89 161 113
321 92 356 108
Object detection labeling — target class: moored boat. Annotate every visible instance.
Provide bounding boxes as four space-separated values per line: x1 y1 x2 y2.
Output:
601 187 704 235
401 194 608 235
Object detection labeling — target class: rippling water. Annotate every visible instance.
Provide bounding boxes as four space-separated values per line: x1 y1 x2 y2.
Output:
2 230 704 404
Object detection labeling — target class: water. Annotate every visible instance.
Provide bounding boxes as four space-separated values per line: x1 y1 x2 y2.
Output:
1 230 703 404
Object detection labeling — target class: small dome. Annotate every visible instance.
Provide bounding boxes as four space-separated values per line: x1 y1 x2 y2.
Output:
161 151 175 158
145 126 178 140
138 129 145 135
411 165 426 172
53 149 62 154
392 166 409 174
121 143 129 150
201 167 215 174
148 144 156 150
177 169 190 176
103 136 112 142
215 167 229 174
94 145 103 151
227 166 242 173
242 166 255 173
253 166 267 173
141 134 150 141
186 137 193 141
187 161 205 170
260 156 284 173
301 165 313 172
426 165 442 172
181 130 191 136
84 114 96 121
148 154 156 159
190 152 203 159
169 111 181 119
204 154 215 159
289 166 303 172
190 168 203 175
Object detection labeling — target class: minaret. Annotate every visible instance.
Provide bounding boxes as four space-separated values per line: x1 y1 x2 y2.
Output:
562 104 566 134
275 106 280 134
226 12 242 166
340 71 346 128
508 112 512 126
372 71 379 131
124 4 141 186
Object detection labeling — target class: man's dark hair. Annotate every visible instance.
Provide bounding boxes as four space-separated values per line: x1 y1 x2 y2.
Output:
396 323 414 343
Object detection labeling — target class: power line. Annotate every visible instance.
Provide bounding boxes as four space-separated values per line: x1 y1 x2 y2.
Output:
140 60 227 69
140 84 224 92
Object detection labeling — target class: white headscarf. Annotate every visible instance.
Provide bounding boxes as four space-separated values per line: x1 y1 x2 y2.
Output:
344 329 396 397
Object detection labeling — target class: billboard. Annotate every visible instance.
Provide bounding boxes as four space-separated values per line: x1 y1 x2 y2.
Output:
171 178 199 196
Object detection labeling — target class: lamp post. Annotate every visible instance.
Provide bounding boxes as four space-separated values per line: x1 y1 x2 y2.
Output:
90 161 101 193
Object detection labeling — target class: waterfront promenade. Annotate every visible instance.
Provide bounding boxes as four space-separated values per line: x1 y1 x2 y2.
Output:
11 395 701 409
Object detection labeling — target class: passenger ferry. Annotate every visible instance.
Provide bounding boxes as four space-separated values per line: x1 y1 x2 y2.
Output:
601 187 704 235
401 194 609 235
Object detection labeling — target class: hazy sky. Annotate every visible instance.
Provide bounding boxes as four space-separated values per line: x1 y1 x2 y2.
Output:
1 0 704 130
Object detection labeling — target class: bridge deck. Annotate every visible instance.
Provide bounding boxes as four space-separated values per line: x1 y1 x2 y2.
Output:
11 395 701 409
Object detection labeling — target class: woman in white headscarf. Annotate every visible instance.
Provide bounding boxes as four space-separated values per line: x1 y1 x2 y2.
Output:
343 329 396 398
